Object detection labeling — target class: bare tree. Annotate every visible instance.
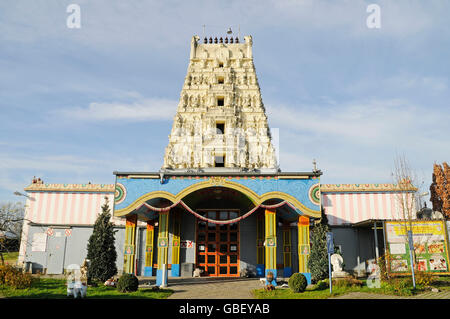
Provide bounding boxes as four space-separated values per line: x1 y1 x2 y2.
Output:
0 202 25 265
390 155 419 274
392 155 418 222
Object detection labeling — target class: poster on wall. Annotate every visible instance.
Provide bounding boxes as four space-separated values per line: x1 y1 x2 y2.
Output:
385 220 450 273
31 233 47 252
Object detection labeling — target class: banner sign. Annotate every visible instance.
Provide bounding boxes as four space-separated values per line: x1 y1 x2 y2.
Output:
31 233 47 252
385 221 449 273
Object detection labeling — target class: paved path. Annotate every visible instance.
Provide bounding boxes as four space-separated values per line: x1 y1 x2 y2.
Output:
143 277 450 299
140 278 263 299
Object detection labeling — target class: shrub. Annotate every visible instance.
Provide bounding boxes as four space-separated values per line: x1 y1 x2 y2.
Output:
333 278 363 288
382 278 415 296
288 273 308 293
86 198 117 283
415 271 435 287
377 254 390 282
308 210 330 283
117 273 139 292
0 264 36 289
315 279 329 290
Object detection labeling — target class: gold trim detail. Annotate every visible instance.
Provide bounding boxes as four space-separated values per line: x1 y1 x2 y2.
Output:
24 183 115 193
321 183 417 193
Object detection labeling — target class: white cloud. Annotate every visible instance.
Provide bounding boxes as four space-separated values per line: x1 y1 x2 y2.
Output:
388 75 448 92
266 97 450 186
0 154 105 173
58 97 177 122
267 98 450 147
0 0 445 49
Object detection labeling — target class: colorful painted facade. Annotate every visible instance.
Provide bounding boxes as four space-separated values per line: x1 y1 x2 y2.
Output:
114 172 321 285
16 35 431 282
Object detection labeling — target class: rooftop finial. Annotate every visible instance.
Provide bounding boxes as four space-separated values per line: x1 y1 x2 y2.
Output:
313 159 318 173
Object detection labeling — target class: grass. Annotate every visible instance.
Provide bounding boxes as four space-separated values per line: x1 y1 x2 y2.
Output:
429 276 450 292
0 278 173 299
253 283 378 299
1 252 19 265
252 277 450 299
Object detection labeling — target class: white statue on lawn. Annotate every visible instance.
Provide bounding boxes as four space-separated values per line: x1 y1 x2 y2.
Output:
330 253 350 278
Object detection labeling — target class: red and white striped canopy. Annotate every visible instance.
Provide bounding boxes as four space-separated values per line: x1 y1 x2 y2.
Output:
322 191 416 226
25 189 124 226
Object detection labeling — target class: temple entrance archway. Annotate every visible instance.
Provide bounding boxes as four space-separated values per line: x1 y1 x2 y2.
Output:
196 210 240 277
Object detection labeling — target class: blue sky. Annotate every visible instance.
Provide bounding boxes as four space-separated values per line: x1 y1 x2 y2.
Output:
1 0 449 205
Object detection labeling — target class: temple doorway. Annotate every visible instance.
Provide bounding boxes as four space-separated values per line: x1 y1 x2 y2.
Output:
196 210 240 277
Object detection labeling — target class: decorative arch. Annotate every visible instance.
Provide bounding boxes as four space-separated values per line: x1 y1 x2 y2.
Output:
114 178 321 218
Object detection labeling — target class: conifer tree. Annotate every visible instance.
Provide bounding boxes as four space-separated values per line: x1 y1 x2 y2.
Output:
86 197 118 283
307 208 330 283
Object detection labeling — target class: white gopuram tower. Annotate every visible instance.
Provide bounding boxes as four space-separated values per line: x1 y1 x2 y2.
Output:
162 35 278 172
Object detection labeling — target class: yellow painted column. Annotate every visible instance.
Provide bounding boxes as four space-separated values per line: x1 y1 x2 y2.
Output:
282 223 292 277
123 214 137 274
298 215 311 284
143 220 154 276
265 208 277 284
256 212 265 277
156 211 169 286
171 210 181 277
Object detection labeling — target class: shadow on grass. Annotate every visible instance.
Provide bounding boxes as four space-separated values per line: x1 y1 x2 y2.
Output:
1 278 173 299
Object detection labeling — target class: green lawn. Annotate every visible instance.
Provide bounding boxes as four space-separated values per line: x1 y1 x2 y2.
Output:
252 277 450 299
1 252 19 265
253 284 378 299
0 278 173 299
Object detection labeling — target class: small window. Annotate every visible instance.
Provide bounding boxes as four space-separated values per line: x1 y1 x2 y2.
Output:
214 155 225 167
218 76 224 84
216 123 224 134
219 62 224 68
217 97 224 106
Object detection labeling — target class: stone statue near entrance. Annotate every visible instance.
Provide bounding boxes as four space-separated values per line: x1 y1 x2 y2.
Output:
330 253 350 278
